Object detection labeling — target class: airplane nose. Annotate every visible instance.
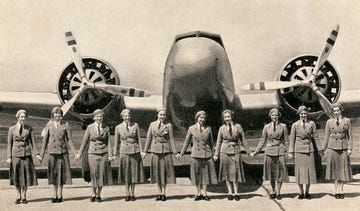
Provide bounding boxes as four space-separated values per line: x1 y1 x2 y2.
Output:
171 38 218 107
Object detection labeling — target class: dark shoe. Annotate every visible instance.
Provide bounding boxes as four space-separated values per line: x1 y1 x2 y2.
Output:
15 199 21 204
194 195 201 201
21 199 28 204
203 195 211 201
335 194 339 199
130 196 136 201
305 193 312 200
270 193 276 199
234 195 240 201
57 198 63 203
156 194 162 201
298 194 304 199
125 196 130 201
51 198 57 203
161 195 167 201
96 197 102 202
339 194 345 199
276 194 282 200
228 195 234 201
90 196 96 202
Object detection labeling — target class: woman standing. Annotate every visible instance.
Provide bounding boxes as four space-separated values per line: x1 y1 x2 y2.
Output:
176 111 217 201
6 109 39 204
250 108 289 200
38 106 77 203
213 109 250 201
114 109 144 201
321 103 353 199
142 108 177 201
77 109 113 202
288 106 317 199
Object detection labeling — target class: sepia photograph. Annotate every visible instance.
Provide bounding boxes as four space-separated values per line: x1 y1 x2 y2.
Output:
0 0 359 210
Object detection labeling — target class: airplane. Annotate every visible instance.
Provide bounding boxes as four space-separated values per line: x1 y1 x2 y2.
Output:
1 23 360 171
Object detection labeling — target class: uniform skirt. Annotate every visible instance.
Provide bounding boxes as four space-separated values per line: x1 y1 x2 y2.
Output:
190 157 218 185
150 153 176 185
48 153 72 185
325 149 352 181
294 152 317 184
218 153 245 183
263 155 288 182
11 156 38 186
118 153 144 184
88 153 112 187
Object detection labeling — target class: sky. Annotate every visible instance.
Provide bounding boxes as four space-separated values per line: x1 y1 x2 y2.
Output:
0 0 359 94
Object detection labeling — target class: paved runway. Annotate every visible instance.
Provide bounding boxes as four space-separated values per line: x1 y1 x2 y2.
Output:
0 175 359 211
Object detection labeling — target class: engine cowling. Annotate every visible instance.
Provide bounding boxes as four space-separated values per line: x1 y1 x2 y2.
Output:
57 57 121 120
277 55 341 116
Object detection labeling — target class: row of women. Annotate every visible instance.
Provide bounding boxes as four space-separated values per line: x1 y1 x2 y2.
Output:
6 103 353 204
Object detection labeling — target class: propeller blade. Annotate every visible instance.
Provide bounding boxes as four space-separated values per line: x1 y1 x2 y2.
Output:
311 25 339 79
242 81 306 90
313 89 333 118
65 31 87 81
94 84 151 97
61 88 83 115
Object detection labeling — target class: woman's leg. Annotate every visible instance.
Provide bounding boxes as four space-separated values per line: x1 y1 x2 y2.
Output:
125 183 130 196
298 184 304 194
162 184 166 195
334 179 339 194
226 181 233 195
21 186 27 201
15 185 21 199
97 187 103 198
92 187 97 197
276 182 283 195
130 184 135 196
270 180 276 194
305 184 310 194
157 183 162 195
53 185 58 198
233 182 239 195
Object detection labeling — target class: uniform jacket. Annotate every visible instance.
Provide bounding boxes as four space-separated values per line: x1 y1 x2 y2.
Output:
7 124 39 158
255 122 288 156
114 122 142 155
40 120 76 157
322 117 352 150
79 122 112 156
180 124 214 158
143 120 177 154
215 123 249 156
289 120 316 153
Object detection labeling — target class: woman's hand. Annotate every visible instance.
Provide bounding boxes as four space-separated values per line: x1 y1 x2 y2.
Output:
348 149 352 156
288 153 294 159
75 153 81 160
249 152 256 157
175 153 182 160
141 152 147 159
6 158 11 164
213 155 218 161
36 155 43 162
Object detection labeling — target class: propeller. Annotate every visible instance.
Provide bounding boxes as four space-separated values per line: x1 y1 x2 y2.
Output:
242 25 340 118
61 30 151 115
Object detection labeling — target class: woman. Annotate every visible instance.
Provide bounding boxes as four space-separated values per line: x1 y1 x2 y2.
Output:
114 109 144 201
142 108 177 201
6 109 39 204
321 103 353 199
213 109 250 201
77 109 113 202
38 106 77 203
176 111 217 201
288 106 317 200
250 108 289 200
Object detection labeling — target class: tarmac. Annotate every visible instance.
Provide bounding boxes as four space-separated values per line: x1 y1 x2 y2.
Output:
0 174 359 211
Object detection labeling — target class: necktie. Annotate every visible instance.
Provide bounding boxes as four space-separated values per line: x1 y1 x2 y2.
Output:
336 117 340 126
97 124 101 135
302 120 306 129
273 122 276 132
126 123 129 131
200 125 203 133
158 122 161 130
19 125 23 135
229 124 232 136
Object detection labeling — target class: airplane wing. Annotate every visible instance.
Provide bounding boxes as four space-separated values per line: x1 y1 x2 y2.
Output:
0 91 60 117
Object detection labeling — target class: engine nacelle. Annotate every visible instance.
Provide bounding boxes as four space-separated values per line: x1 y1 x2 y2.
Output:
277 55 341 117
57 57 122 121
